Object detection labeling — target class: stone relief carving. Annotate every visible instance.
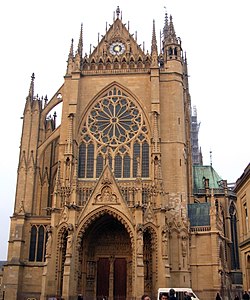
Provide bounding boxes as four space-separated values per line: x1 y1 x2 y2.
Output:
61 205 69 223
18 200 25 215
96 186 117 203
144 202 154 223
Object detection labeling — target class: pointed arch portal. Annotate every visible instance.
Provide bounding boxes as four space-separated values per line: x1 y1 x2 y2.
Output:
77 214 132 300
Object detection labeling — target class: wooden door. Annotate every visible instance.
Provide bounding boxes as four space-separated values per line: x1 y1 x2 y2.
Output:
97 258 110 300
114 258 127 300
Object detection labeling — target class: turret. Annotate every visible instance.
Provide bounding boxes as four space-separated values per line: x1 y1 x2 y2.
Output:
162 13 182 62
15 74 42 214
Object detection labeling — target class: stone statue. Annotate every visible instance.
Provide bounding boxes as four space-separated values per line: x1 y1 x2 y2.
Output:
45 226 53 257
66 223 74 255
137 229 143 255
162 229 169 258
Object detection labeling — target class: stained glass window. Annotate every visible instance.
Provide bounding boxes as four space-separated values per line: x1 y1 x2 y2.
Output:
78 86 149 179
123 154 130 178
29 225 47 262
142 142 149 177
78 144 86 178
96 154 104 178
29 225 37 261
114 154 122 178
37 226 45 261
86 144 94 178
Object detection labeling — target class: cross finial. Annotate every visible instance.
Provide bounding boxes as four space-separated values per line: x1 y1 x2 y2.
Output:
116 6 120 19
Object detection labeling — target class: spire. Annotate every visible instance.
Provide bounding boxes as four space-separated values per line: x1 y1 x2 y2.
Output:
163 10 168 40
151 20 157 53
26 73 35 102
77 23 83 59
116 6 120 19
167 15 178 43
151 20 158 68
66 39 74 75
68 38 74 59
162 12 182 62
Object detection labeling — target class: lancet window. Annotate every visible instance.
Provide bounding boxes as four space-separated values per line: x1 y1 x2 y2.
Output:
229 203 240 269
78 86 150 179
29 224 47 262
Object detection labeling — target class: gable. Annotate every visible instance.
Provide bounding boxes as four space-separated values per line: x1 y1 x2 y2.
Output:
91 18 145 59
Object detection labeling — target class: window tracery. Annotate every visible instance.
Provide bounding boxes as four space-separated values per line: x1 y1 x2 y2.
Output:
29 224 47 262
78 86 150 179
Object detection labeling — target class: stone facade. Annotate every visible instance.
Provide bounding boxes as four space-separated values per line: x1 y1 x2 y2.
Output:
0 262 5 300
191 166 242 299
234 163 250 293
2 7 242 300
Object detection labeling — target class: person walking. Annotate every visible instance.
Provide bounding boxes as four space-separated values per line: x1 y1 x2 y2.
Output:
184 291 192 300
215 292 222 300
141 294 151 300
243 291 250 300
169 289 177 300
159 293 169 300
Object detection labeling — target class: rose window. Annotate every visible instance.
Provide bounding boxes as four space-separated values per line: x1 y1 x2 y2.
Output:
79 87 149 179
87 91 143 146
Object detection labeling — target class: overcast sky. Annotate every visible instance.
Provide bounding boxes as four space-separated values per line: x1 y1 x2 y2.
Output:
0 0 249 259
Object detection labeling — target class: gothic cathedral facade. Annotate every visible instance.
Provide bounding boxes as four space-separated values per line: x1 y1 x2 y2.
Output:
3 7 239 300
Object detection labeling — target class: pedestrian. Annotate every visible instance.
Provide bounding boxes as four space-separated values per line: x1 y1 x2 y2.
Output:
234 295 240 300
141 294 151 300
243 291 250 300
159 293 169 300
215 292 222 300
169 289 177 300
184 291 192 300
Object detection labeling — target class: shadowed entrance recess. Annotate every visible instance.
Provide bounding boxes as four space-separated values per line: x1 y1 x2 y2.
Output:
78 214 132 300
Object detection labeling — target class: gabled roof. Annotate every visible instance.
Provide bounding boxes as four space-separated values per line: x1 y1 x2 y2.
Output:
91 16 145 59
193 165 223 190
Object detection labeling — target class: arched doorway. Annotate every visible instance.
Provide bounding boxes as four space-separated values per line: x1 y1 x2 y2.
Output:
77 214 132 300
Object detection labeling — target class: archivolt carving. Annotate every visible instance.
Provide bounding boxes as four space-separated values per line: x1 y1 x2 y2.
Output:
77 208 134 248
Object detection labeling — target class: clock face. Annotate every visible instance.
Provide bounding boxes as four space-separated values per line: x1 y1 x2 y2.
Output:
109 42 125 55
